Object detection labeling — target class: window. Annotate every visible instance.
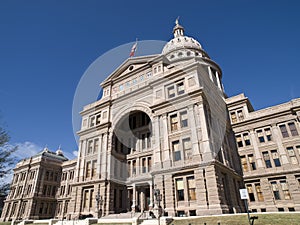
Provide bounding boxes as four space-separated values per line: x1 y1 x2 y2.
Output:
287 147 298 164
230 112 237 123
167 86 175 98
271 181 280 200
271 150 281 167
241 156 248 172
173 141 181 161
248 154 256 170
148 157 152 172
87 140 93 154
170 114 178 131
279 124 289 138
243 133 251 146
263 151 272 168
90 116 95 127
279 122 298 138
187 176 196 200
142 158 146 173
86 162 91 178
257 130 265 143
170 110 188 131
94 139 99 153
246 184 255 202
236 135 243 147
166 80 185 98
96 114 101 125
92 160 97 178
255 183 264 201
176 178 184 201
265 128 272 141
288 122 298 136
177 82 185 95
280 180 291 200
235 133 251 148
237 110 244 121
83 190 89 209
180 111 188 127
183 138 192 160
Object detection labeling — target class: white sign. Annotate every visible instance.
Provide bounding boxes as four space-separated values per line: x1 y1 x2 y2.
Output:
239 188 249 200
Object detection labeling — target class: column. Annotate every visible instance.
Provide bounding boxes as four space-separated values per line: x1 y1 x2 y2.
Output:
132 185 136 212
197 103 211 162
189 105 200 155
153 116 162 169
161 114 170 166
215 71 222 91
101 133 108 179
249 129 264 168
271 124 289 164
148 181 153 209
97 134 103 178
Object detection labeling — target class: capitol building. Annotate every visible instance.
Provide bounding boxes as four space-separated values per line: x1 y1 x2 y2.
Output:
1 20 300 222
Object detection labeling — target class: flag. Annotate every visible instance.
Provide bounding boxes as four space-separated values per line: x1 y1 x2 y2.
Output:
129 39 137 57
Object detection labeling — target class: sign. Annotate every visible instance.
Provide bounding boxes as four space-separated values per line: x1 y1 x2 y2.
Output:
239 188 249 200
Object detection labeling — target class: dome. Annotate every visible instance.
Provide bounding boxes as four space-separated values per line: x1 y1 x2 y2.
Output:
162 18 203 55
162 36 202 55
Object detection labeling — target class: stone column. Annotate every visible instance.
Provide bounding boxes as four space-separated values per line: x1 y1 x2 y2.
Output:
97 134 103 179
197 103 211 162
101 133 108 179
148 181 153 210
188 105 200 155
153 116 162 169
132 185 136 212
271 124 289 164
161 114 170 167
249 129 264 168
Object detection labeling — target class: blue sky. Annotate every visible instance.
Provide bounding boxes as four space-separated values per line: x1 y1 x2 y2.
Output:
0 0 299 160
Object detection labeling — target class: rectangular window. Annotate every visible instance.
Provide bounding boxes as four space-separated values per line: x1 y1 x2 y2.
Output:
180 111 188 127
246 184 255 202
94 139 99 153
86 162 91 178
243 133 251 146
187 176 196 200
237 110 244 120
279 124 289 138
255 183 264 201
287 147 298 164
148 157 152 172
231 112 237 123
142 158 146 173
96 114 101 125
173 141 181 161
271 181 280 200
248 154 256 170
257 130 265 143
87 140 93 154
265 128 272 141
83 190 89 209
280 180 291 200
90 116 95 127
177 82 185 95
236 135 243 147
167 86 175 98
271 150 281 167
288 122 299 136
92 160 97 178
183 138 192 160
241 156 248 172
176 178 184 201
263 151 272 168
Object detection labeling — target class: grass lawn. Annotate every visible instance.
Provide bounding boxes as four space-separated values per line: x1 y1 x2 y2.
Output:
171 213 300 225
0 223 11 225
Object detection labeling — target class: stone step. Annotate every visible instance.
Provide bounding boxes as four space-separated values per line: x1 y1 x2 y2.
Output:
139 219 159 225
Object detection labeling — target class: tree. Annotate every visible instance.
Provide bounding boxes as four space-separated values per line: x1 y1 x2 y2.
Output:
0 127 17 195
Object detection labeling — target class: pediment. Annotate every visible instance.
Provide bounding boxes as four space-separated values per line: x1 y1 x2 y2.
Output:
101 54 159 86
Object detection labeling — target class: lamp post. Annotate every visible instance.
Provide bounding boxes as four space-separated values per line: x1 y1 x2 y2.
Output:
154 186 162 225
95 189 103 218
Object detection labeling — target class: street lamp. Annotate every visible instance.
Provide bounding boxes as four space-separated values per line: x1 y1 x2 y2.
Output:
95 189 103 218
154 186 162 225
